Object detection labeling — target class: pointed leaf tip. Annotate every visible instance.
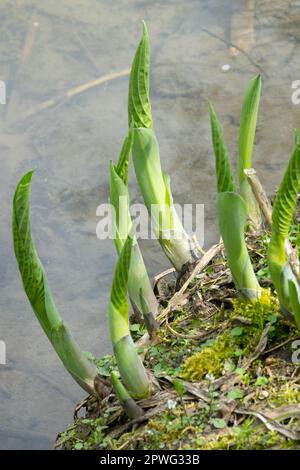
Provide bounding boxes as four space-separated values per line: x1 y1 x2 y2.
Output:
128 22 152 129
142 20 148 37
209 105 236 194
18 170 34 187
239 75 262 180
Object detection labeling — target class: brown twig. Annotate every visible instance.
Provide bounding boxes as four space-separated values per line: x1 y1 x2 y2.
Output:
6 19 39 122
244 168 272 226
235 408 300 441
16 68 131 122
245 168 300 284
263 335 300 356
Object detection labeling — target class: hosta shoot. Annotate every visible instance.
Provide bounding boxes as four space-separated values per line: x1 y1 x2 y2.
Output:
109 133 158 334
111 370 144 419
239 75 262 229
209 105 261 301
108 233 151 399
268 138 300 328
128 22 200 272
13 172 101 396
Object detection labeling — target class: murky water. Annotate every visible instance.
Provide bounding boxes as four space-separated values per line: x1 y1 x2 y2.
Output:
0 0 300 449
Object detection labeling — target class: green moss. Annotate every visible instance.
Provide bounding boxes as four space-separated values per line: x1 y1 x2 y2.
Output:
197 420 296 450
269 382 300 406
111 406 298 450
181 290 281 381
181 332 234 381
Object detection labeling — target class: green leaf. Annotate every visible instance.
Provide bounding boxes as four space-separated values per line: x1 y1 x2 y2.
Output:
13 171 99 396
209 104 236 193
12 171 61 334
294 128 300 144
173 379 186 397
218 192 261 300
268 137 300 322
272 138 300 240
110 370 144 419
113 334 151 399
110 234 133 312
227 389 245 400
288 279 300 329
268 313 277 324
238 75 261 181
109 148 159 326
115 133 133 185
109 159 132 252
74 442 83 450
51 322 98 394
234 348 243 357
108 234 151 399
153 363 162 376
238 76 262 228
131 127 198 271
255 376 268 387
130 323 140 332
210 418 227 429
128 21 152 129
230 326 244 337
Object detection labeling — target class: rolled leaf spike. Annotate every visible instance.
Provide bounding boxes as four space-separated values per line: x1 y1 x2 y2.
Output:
210 105 261 300
111 371 144 419
109 234 151 399
239 75 262 229
109 133 159 330
268 138 300 325
13 171 101 396
129 22 200 272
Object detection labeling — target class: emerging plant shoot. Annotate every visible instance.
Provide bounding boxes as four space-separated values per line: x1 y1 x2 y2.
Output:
108 233 151 399
268 138 300 329
13 172 102 396
209 105 261 301
109 133 158 335
128 22 200 272
239 75 262 229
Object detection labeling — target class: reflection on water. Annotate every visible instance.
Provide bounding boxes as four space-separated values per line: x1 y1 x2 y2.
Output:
0 0 300 449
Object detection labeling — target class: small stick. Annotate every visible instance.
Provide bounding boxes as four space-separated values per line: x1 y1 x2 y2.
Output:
18 68 131 121
244 168 272 226
152 267 176 289
245 168 300 283
6 19 39 122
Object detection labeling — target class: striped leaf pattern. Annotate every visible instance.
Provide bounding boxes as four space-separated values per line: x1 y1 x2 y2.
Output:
209 104 237 193
110 234 133 312
272 138 300 239
116 132 133 185
128 21 152 129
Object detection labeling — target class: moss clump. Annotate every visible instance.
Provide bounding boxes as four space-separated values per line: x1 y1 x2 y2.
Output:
269 382 300 407
181 290 281 381
181 332 234 381
197 425 296 450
